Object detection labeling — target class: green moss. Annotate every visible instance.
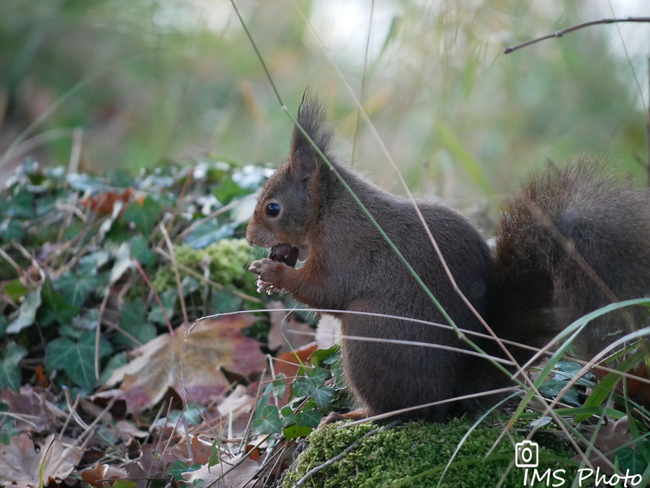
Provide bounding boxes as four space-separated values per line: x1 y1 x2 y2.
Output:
282 418 577 488
151 239 258 296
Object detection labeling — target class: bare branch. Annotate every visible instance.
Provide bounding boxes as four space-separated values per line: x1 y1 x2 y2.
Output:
504 17 650 54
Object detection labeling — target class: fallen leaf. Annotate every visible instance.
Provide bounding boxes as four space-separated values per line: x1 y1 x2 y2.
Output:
268 343 319 406
0 433 83 488
183 453 259 488
267 301 315 355
1 387 59 433
81 463 129 488
573 416 633 474
82 188 134 215
104 314 265 414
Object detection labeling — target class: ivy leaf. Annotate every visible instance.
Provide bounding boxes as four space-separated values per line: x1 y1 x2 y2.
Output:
280 405 296 428
184 220 234 250
45 330 113 389
617 447 647 476
77 250 110 275
55 272 106 308
115 298 157 347
98 352 128 385
6 192 35 219
120 196 162 236
7 289 42 334
272 373 287 399
251 405 282 435
294 376 334 410
296 401 322 428
147 289 177 325
0 220 25 242
3 280 29 303
130 236 157 267
0 316 7 339
307 366 329 383
283 424 312 441
0 343 27 390
38 276 79 327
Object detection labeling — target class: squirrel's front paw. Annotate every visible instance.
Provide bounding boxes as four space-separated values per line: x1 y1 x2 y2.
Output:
249 258 286 294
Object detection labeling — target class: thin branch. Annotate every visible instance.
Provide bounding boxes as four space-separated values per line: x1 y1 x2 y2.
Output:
504 17 650 54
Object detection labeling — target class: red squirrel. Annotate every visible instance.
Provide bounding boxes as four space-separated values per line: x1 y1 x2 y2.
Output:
246 96 650 421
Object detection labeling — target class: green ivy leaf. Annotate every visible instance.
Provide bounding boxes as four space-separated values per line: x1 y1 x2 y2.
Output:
0 316 7 339
167 460 201 481
0 220 25 242
283 424 313 441
210 289 242 314
252 405 282 435
280 405 296 428
295 376 334 410
55 272 107 308
272 373 287 399
3 280 29 302
38 276 79 327
77 250 110 276
45 330 113 389
212 175 249 205
99 352 128 385
7 288 42 334
7 192 35 219
147 289 177 325
112 480 137 488
130 236 158 267
307 366 329 383
114 298 157 347
296 401 322 428
120 196 162 235
617 447 647 476
184 220 234 250
0 343 27 390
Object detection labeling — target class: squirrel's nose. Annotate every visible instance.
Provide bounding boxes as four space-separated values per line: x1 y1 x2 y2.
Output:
245 228 255 247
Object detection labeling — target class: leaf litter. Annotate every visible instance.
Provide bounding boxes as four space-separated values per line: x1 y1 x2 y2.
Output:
0 160 347 487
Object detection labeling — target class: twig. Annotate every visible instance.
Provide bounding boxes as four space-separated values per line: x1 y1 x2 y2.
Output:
350 0 374 166
95 288 111 381
504 17 650 54
160 223 189 325
293 420 402 487
646 57 650 186
132 259 175 335
60 127 83 240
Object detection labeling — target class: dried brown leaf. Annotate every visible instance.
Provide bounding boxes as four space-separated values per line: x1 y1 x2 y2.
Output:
0 433 82 488
104 314 265 414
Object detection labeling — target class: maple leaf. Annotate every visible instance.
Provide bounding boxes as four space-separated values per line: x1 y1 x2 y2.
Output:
0 433 82 488
104 314 265 414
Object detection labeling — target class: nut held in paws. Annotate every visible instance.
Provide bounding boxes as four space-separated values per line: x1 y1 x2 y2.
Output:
269 244 299 267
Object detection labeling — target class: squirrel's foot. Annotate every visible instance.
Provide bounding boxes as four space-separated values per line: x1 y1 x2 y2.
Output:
319 408 368 427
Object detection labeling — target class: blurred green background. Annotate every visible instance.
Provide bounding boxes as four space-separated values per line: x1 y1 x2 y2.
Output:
0 0 648 205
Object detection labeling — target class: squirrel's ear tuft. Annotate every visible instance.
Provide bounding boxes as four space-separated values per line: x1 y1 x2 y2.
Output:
289 92 333 182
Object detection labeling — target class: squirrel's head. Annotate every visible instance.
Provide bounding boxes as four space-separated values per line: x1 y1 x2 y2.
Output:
246 95 333 262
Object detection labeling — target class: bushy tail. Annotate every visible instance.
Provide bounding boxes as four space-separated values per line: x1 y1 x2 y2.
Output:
489 160 650 363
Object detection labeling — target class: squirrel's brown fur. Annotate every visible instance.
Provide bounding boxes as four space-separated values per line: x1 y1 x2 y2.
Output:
247 97 650 421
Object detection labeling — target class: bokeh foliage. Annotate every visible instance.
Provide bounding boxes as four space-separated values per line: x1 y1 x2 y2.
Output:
0 0 647 201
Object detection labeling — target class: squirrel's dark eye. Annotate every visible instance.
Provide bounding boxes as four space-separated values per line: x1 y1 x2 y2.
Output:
266 203 280 217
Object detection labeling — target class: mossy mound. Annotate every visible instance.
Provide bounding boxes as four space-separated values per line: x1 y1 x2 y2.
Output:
282 418 577 488
152 239 258 296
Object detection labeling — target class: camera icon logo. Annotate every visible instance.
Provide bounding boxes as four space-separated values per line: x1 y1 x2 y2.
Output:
515 440 539 468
